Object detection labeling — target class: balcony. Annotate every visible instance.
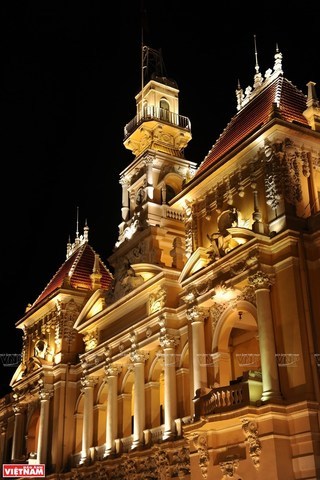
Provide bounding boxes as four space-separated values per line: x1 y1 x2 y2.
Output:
124 106 191 140
193 371 262 420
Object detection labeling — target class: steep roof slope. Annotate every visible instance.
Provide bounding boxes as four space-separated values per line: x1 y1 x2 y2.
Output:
31 242 113 308
196 59 309 177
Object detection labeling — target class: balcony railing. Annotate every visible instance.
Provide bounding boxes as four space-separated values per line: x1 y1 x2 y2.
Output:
124 107 191 139
193 372 262 420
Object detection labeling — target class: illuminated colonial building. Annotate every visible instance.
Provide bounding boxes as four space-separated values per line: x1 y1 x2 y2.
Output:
1 45 320 479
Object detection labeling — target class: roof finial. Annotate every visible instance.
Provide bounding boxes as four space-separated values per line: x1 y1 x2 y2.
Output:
236 79 244 111
273 43 283 74
76 206 79 238
83 218 89 243
90 254 102 290
66 235 72 259
253 35 263 89
254 35 259 74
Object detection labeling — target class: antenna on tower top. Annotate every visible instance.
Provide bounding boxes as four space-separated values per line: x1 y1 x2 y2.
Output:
140 1 148 100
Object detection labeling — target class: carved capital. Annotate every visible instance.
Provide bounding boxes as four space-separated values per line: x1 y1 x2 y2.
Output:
13 403 26 414
130 350 149 364
81 376 98 390
1 420 8 434
143 154 154 165
160 333 180 350
105 365 122 377
186 306 205 323
119 176 130 187
248 270 274 290
39 389 53 402
182 287 196 304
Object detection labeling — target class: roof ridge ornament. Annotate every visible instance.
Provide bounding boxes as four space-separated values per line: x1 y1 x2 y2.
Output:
66 208 90 259
273 43 283 74
253 35 263 89
236 43 284 113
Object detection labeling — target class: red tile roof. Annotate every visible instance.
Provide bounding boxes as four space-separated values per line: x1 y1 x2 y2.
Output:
196 75 309 176
32 243 113 307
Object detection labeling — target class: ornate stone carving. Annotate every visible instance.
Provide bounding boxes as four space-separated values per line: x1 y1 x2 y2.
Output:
13 403 26 414
184 199 194 258
186 306 206 323
230 248 259 277
219 455 240 478
1 420 8 434
242 418 261 469
301 150 310 177
105 365 122 377
210 302 228 332
263 138 307 208
239 285 256 306
83 329 99 351
248 270 274 290
130 350 149 364
143 153 154 166
159 333 180 350
170 236 185 269
80 376 98 392
195 434 209 479
283 138 302 204
54 299 79 346
182 287 197 304
264 139 283 208
154 448 170 480
21 326 29 364
124 458 137 476
149 287 167 313
171 446 191 478
39 389 53 402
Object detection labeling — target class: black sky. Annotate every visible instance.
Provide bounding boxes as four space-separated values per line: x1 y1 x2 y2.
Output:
1 1 319 395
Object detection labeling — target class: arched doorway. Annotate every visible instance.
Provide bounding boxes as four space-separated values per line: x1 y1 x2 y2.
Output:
211 302 261 389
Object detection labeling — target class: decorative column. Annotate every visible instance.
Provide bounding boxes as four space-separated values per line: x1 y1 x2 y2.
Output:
130 350 149 449
120 177 130 221
11 403 26 461
37 390 53 464
249 271 282 401
0 421 8 466
186 306 208 396
252 189 264 234
80 377 98 464
144 155 154 200
159 334 179 440
104 365 121 457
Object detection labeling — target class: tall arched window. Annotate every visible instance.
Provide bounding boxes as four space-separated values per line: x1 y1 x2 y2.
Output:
160 98 170 121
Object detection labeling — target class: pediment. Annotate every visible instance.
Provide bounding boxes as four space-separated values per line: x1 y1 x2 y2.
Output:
179 247 210 282
73 288 106 332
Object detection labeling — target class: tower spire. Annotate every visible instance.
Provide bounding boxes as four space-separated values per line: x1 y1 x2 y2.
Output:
76 206 80 241
253 35 263 89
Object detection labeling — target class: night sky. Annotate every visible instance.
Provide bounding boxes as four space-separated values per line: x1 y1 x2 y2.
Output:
1 1 319 395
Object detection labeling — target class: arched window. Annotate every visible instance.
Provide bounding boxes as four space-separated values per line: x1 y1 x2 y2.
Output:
160 98 170 121
166 185 176 203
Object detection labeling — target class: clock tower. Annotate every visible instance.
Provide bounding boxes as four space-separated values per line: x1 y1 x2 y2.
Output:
108 46 196 300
